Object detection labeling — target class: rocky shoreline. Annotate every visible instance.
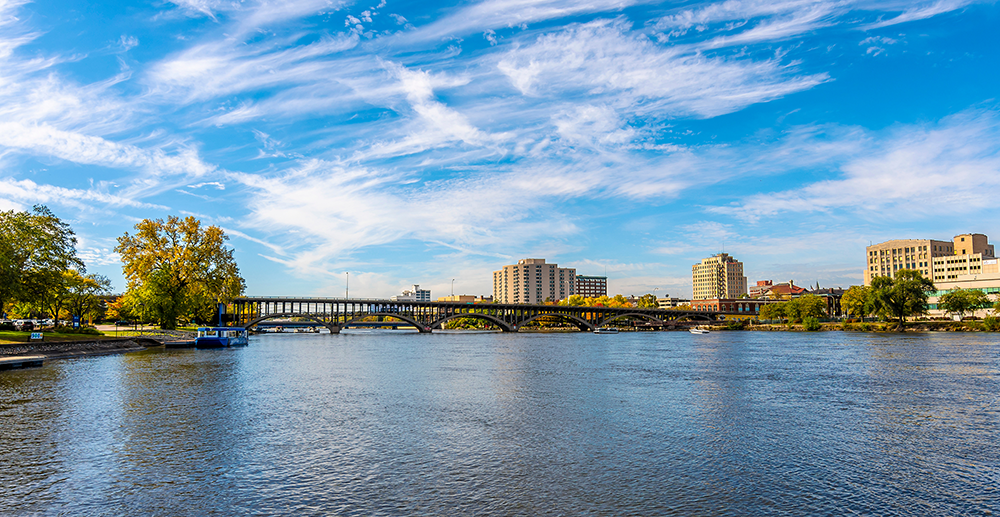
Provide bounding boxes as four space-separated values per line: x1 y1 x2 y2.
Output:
0 338 161 361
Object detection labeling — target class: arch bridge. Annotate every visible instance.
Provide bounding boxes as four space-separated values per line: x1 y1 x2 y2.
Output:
231 297 733 333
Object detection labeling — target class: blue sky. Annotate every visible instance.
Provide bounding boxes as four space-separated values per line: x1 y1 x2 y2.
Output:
2 0 999 299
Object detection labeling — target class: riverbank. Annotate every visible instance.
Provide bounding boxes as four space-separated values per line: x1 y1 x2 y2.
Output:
0 338 162 362
746 321 998 332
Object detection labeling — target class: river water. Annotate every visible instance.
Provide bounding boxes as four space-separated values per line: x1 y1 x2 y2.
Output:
1 331 997 515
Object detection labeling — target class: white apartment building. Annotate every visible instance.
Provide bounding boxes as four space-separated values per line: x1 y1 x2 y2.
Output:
493 259 576 304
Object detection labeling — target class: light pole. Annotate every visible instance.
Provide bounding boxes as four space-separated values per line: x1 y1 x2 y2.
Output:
345 272 349 299
451 279 455 297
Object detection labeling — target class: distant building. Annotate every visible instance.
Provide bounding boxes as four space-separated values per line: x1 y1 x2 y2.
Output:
864 233 996 285
656 296 690 309
764 281 807 299
808 287 846 318
575 275 607 298
692 253 747 300
437 295 493 303
690 298 780 317
748 280 773 298
493 259 576 304
391 284 431 302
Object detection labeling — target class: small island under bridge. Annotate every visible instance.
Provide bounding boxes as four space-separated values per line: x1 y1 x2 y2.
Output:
231 297 734 333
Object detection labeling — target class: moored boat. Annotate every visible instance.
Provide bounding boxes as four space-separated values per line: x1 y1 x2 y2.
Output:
594 327 619 334
689 328 710 334
195 327 250 348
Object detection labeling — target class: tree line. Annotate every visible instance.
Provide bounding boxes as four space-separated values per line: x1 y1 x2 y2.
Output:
1 206 245 330
0 206 113 325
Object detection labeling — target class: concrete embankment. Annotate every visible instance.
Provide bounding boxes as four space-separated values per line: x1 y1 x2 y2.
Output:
0 338 158 363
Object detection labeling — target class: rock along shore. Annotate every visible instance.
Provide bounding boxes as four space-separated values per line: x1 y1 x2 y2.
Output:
0 338 159 361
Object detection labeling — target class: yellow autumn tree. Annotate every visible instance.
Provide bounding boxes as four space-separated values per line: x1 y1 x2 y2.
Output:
115 216 245 329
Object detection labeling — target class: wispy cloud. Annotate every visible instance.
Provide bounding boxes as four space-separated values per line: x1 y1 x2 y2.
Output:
863 0 977 29
497 19 829 118
709 109 1000 221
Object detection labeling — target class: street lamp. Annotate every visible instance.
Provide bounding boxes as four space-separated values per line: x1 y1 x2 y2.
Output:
452 279 455 297
345 272 349 299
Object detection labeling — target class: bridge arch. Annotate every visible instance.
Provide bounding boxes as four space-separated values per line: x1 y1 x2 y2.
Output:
674 313 715 322
429 313 514 332
517 313 595 332
342 312 429 332
595 312 671 328
243 313 339 333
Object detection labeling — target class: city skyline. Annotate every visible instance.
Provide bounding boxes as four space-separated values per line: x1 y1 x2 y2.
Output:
1 0 998 299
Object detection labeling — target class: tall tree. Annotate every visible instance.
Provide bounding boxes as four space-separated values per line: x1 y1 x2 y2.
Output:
0 205 82 317
841 285 873 321
65 272 114 324
759 302 785 321
790 294 827 320
637 293 658 308
871 270 935 331
115 216 245 329
938 288 991 320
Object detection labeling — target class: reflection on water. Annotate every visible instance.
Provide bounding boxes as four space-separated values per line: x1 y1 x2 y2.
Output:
1 331 997 515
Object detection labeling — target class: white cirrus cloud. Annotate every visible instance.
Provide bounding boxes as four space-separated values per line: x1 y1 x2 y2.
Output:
497 19 830 118
709 108 1000 222
0 122 216 178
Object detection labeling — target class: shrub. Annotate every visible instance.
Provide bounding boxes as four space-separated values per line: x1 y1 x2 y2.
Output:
803 317 821 331
0 322 14 331
983 316 1000 332
724 319 746 330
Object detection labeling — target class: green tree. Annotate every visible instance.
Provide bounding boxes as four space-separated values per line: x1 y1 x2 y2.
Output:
841 285 873 321
637 293 658 308
870 270 935 331
115 216 245 329
65 272 114 324
939 288 991 320
795 294 827 320
759 302 785 321
0 205 82 317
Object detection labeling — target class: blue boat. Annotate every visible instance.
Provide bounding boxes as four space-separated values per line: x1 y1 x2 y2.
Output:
195 327 250 348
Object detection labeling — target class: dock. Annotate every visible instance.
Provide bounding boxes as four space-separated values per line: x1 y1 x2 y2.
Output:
0 355 45 370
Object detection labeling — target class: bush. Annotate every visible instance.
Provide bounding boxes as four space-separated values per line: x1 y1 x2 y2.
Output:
983 316 1000 332
803 317 821 331
724 319 747 330
0 322 14 331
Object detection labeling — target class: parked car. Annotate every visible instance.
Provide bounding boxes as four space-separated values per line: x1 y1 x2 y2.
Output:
115 320 132 326
15 320 35 332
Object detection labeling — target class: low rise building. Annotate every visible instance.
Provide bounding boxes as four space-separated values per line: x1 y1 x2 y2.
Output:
926 256 1000 318
748 280 773 298
689 298 781 318
437 295 494 303
656 296 690 309
765 281 807 299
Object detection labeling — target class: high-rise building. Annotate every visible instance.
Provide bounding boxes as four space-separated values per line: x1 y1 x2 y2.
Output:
864 233 995 285
492 259 576 304
574 275 607 298
692 253 747 300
